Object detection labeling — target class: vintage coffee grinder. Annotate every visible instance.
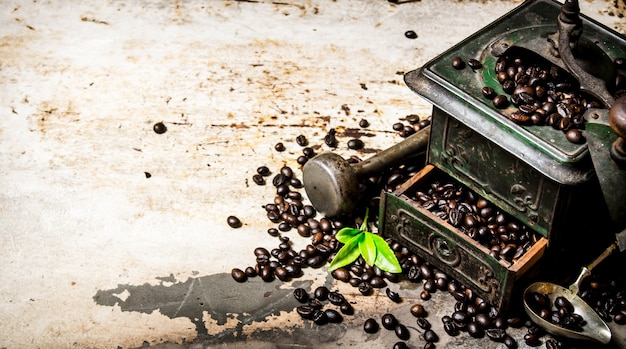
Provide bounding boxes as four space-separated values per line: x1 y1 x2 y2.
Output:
304 0 626 312
378 0 626 311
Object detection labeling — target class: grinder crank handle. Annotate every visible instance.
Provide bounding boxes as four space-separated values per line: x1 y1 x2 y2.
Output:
352 125 430 177
556 0 615 108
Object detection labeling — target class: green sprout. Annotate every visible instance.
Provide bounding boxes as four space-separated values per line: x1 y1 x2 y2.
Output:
328 208 402 273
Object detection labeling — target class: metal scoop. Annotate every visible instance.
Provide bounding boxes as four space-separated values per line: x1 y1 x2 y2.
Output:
302 125 430 217
523 242 619 344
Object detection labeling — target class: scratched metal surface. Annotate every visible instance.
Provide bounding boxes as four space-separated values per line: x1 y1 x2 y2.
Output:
0 1 624 348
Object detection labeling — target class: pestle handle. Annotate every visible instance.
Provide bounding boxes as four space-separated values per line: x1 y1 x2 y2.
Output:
354 125 430 177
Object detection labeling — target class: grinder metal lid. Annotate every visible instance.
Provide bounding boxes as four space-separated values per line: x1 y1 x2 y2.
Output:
404 0 626 185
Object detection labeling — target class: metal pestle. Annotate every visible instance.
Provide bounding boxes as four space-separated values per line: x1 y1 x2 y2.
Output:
302 125 430 217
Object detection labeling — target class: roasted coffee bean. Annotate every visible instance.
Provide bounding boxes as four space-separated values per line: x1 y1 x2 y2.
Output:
423 278 437 292
227 216 242 228
485 328 507 342
392 342 408 349
555 296 574 313
347 139 364 150
254 247 269 258
307 255 326 268
297 305 315 319
370 276 387 288
451 310 470 325
503 335 517 349
502 80 515 94
290 177 303 188
275 266 289 281
314 286 329 301
153 122 167 134
565 128 584 144
493 95 509 109
468 58 482 70
545 339 558 349
363 318 379 333
308 298 323 309
395 323 410 340
252 174 265 185
328 291 346 305
443 319 459 336
257 166 271 176
302 147 316 158
324 128 337 147
295 134 308 146
420 265 433 280
416 317 431 330
475 313 491 328
451 56 465 70
420 290 431 300
404 30 417 39
359 119 370 128
382 313 397 330
358 282 373 296
231 268 247 282
244 266 257 277
407 265 422 282
293 287 309 303
410 303 426 317
332 268 351 282
296 155 308 165
313 309 328 325
523 332 539 346
280 166 293 179
386 288 401 303
259 265 274 282
423 329 438 342
285 264 301 277
467 321 484 338
274 142 285 151
272 173 288 187
340 302 354 315
325 309 343 323
265 226 280 237
392 122 404 131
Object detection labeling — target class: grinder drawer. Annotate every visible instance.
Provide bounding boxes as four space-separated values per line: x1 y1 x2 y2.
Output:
379 164 547 311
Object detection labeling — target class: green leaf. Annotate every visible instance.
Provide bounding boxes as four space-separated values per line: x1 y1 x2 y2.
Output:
328 234 364 272
335 227 362 244
370 234 402 273
360 232 377 267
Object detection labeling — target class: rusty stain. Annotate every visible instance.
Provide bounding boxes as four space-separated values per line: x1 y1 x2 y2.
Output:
80 14 109 25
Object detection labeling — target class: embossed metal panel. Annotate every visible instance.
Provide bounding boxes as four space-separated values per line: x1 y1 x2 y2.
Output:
428 107 562 237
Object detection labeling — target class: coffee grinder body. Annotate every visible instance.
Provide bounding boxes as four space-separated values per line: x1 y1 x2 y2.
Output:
380 0 626 311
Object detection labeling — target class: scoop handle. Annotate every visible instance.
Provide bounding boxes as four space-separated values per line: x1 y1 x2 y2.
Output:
570 242 618 294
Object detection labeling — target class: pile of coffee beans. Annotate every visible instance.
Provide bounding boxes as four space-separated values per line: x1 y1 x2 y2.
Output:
228 114 625 349
453 51 626 145
580 273 626 325
407 174 541 263
293 286 352 325
526 292 586 332
392 114 431 138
